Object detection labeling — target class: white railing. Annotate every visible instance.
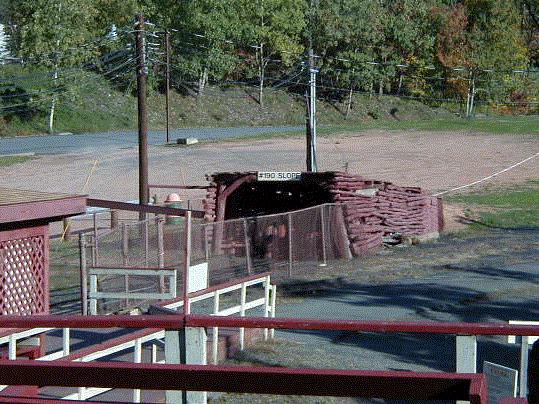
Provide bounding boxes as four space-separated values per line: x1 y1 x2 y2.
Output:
0 273 276 403
161 274 277 363
88 266 177 315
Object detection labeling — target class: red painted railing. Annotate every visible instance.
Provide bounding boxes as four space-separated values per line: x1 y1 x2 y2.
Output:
2 314 538 403
0 314 539 335
0 361 486 403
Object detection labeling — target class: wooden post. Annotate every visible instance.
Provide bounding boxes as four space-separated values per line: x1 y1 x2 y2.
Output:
165 326 207 404
270 284 277 339
62 328 70 356
144 219 149 267
157 217 165 294
263 276 271 340
93 213 99 266
183 211 192 315
243 218 252 275
110 210 119 229
240 282 246 350
135 14 149 220
212 291 220 365
133 338 142 403
288 213 293 277
320 205 327 267
122 223 129 266
79 234 88 316
89 274 98 315
520 336 529 398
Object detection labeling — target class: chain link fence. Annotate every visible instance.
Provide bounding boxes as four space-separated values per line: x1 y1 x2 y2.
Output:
82 203 352 313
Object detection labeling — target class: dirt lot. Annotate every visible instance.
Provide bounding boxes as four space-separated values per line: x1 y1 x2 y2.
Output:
0 130 537 201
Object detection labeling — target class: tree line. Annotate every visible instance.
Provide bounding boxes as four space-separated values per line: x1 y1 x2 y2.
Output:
1 0 539 113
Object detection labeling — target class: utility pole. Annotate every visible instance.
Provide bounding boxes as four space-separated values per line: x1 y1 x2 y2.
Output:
307 48 318 172
305 0 318 172
165 30 171 144
305 90 312 171
135 14 149 218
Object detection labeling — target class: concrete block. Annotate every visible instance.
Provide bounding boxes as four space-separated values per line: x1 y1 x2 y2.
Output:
176 138 199 145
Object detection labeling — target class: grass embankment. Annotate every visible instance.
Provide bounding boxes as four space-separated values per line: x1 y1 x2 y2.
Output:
5 67 537 138
0 155 35 167
448 181 539 229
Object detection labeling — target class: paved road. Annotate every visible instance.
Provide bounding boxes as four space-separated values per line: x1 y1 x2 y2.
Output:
272 261 539 374
0 126 303 155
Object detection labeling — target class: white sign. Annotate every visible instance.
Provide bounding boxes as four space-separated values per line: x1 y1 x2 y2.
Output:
188 262 208 293
257 172 302 182
483 361 518 404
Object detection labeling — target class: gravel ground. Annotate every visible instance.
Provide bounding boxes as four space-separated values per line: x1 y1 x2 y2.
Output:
0 130 537 200
2 130 538 403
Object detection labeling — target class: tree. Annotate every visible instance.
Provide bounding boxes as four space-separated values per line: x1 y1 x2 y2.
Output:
158 0 242 97
310 0 385 103
435 0 530 114
237 0 305 107
6 0 100 133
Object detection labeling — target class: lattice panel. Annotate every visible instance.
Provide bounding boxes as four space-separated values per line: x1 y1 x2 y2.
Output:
0 235 47 315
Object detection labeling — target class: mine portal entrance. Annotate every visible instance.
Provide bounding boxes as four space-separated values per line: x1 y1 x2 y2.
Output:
224 179 331 220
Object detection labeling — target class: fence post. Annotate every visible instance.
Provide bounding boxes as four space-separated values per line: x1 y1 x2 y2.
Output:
183 211 192 315
79 234 88 316
157 216 165 294
165 327 207 404
243 218 252 275
212 291 220 365
93 213 99 265
144 219 149 267
456 335 477 373
122 223 129 266
62 328 70 357
8 334 16 360
110 210 119 229
90 274 98 315
270 284 277 339
520 336 529 398
133 338 142 403
456 334 477 404
263 275 271 340
240 282 246 350
288 213 293 277
320 205 327 267
204 225 210 262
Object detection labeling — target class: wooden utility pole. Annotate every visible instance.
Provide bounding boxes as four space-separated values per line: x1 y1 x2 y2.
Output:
165 30 171 144
135 15 149 217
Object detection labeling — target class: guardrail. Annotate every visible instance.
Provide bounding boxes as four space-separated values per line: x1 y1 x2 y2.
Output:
2 315 539 403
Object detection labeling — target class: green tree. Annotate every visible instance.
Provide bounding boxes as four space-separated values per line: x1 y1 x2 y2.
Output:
159 0 242 97
237 0 305 107
310 0 384 109
6 0 100 133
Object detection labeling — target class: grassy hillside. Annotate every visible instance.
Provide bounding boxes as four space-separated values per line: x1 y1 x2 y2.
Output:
1 69 537 137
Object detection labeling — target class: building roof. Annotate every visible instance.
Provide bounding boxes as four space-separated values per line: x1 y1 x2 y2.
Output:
0 187 87 225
